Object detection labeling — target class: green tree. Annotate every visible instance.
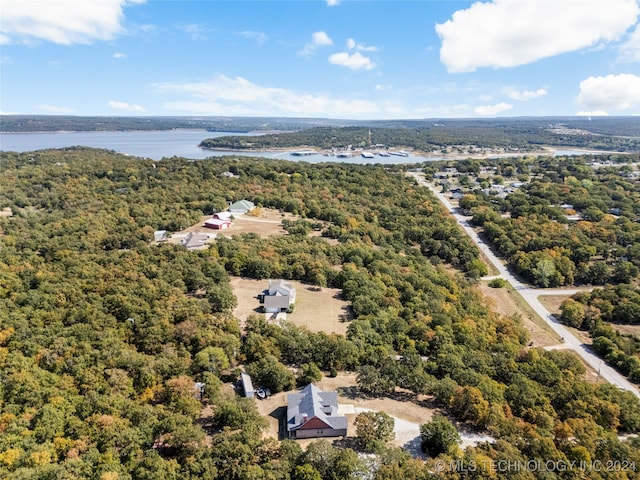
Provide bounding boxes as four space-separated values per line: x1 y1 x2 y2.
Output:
292 464 322 480
450 386 490 428
356 364 395 397
246 355 295 393
354 411 395 453
194 346 230 374
560 298 586 328
420 415 460 457
297 363 323 386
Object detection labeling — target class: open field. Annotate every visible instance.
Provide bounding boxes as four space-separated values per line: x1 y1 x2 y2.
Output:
477 281 561 347
166 208 302 243
230 277 351 334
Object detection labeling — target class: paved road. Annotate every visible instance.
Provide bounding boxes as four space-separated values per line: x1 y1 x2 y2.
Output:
409 172 640 399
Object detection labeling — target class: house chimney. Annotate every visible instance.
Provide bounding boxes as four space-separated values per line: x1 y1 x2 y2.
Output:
302 414 308 424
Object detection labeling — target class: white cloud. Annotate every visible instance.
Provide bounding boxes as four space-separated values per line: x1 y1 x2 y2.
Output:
38 104 75 113
109 100 146 112
326 0 340 6
300 31 333 56
436 0 639 72
153 74 380 118
576 73 640 114
183 24 209 41
346 38 377 52
504 87 548 101
313 31 333 47
329 51 376 70
618 25 640 62
113 52 127 59
239 30 268 44
474 102 513 116
0 0 145 45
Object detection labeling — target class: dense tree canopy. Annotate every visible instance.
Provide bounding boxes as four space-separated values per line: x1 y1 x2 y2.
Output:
1 148 639 479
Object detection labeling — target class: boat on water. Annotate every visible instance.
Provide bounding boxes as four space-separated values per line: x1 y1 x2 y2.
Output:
291 150 317 156
361 151 375 159
336 152 352 158
389 150 409 157
377 151 391 157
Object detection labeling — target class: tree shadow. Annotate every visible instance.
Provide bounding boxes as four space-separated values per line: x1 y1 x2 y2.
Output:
331 436 360 451
336 385 359 399
339 305 354 323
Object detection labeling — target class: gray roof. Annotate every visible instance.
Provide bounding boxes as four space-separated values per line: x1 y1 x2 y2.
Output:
241 372 254 397
181 232 210 249
264 295 292 310
287 384 347 432
268 279 294 296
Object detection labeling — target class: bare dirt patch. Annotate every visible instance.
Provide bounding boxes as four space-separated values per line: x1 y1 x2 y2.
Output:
610 324 640 337
230 277 351 334
537 294 570 316
537 294 594 342
476 282 561 347
167 208 302 242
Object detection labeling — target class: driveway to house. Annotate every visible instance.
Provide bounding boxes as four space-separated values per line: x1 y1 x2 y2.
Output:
409 172 640 399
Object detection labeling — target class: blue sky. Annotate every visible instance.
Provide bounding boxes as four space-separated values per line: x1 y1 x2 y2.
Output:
1 0 639 119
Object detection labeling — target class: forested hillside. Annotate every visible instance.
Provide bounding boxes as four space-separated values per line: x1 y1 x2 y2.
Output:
199 119 640 153
1 149 639 479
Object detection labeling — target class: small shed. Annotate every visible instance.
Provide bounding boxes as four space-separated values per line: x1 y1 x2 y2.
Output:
241 372 255 398
194 382 205 401
154 230 168 242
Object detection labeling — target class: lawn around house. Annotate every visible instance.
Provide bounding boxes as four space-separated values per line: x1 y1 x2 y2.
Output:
230 277 351 335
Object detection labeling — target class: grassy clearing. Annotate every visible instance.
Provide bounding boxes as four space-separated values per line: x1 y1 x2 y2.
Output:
477 281 561 347
230 277 351 335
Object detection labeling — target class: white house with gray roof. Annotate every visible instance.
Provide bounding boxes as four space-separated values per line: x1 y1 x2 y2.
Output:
263 279 296 313
287 384 347 439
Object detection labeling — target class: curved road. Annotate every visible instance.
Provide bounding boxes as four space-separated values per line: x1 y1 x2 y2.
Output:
409 172 640 399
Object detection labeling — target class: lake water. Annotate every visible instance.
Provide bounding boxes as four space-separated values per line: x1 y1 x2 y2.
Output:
0 129 599 163
0 129 435 164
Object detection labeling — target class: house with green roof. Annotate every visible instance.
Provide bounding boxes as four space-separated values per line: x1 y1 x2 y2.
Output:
228 199 255 214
